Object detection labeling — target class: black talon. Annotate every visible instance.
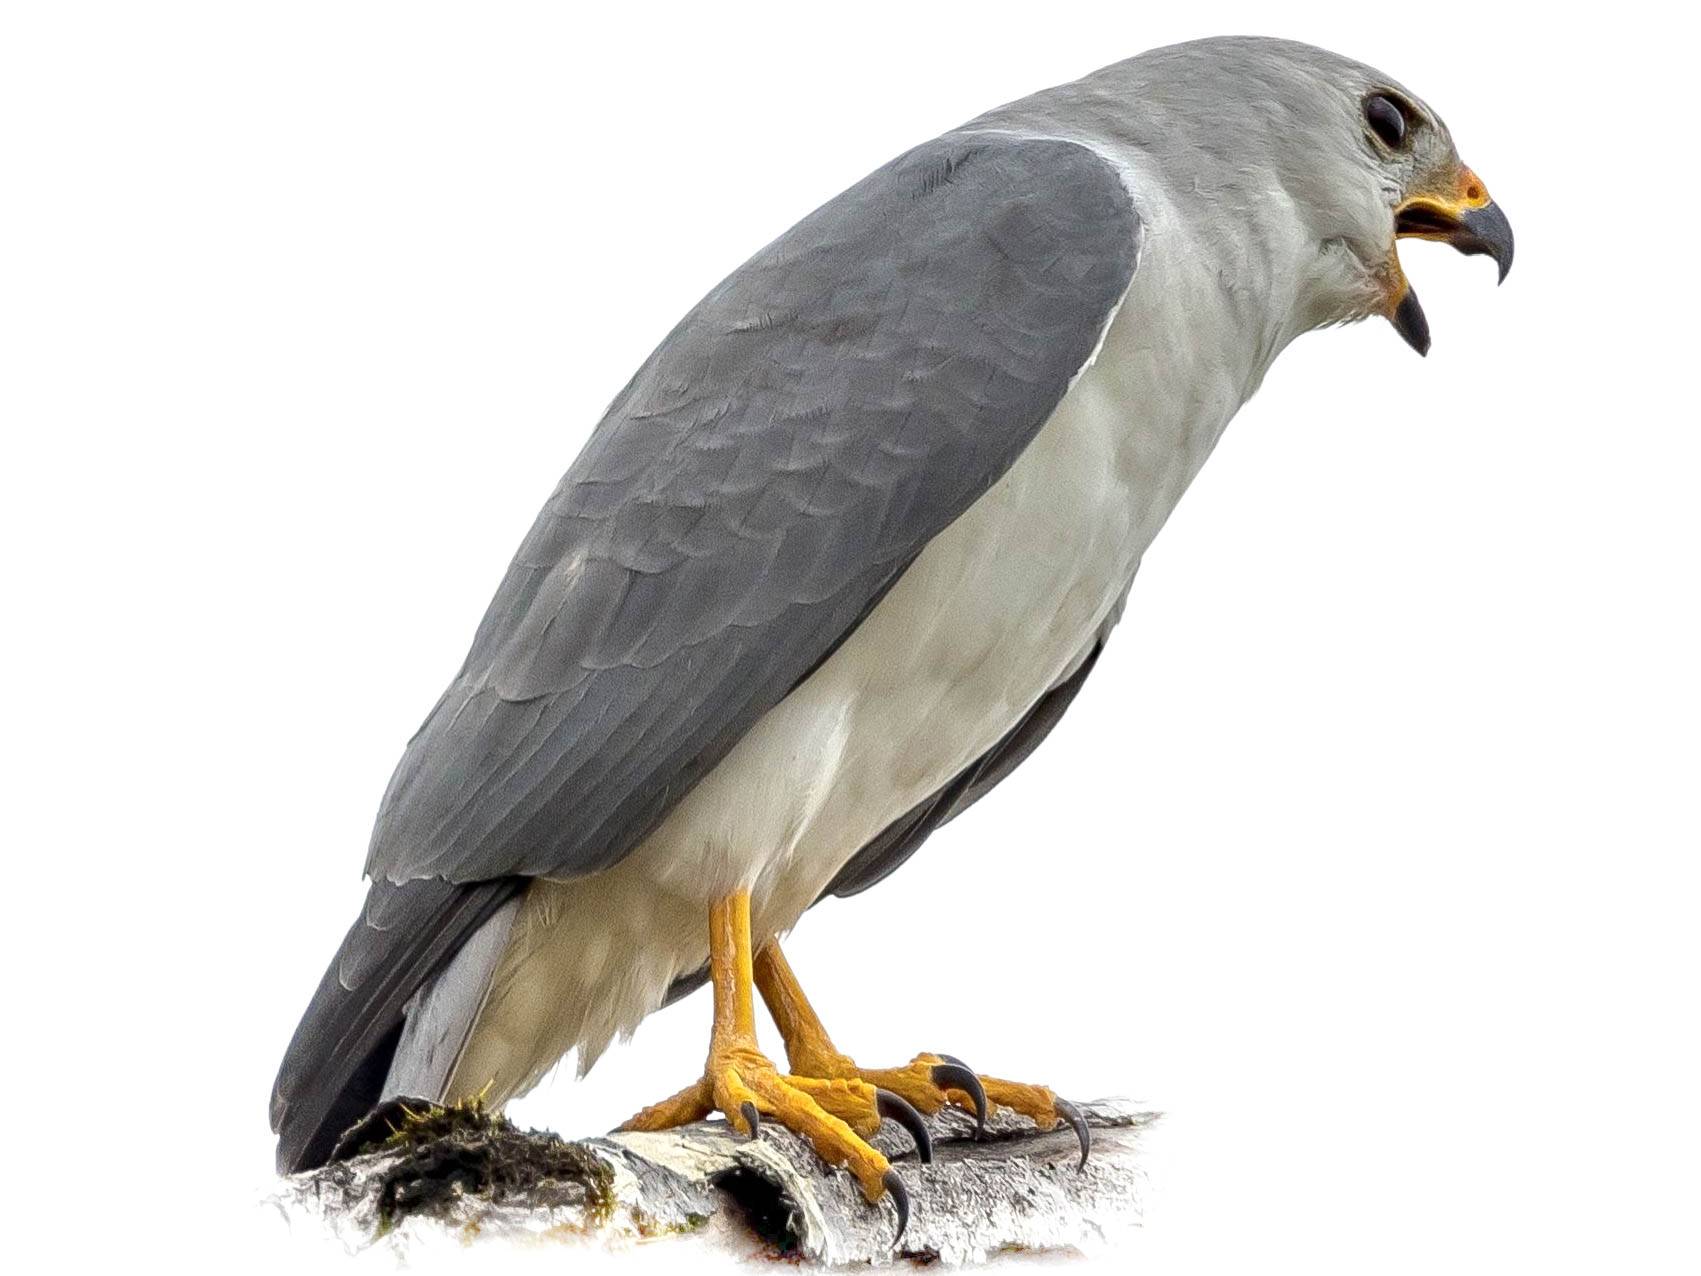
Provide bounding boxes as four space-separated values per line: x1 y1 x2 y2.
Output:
882 1168 911 1246
875 1088 934 1164
1054 1097 1090 1171
739 1101 761 1140
929 1055 988 1130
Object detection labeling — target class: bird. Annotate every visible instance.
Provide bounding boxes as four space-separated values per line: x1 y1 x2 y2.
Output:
271 36 1513 1240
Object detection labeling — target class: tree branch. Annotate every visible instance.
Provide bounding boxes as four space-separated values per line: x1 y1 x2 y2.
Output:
272 1097 1157 1265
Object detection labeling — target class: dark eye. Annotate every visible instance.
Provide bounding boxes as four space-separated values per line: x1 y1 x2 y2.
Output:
1364 94 1408 148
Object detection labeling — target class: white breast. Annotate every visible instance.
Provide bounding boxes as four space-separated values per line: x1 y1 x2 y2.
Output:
443 217 1249 1101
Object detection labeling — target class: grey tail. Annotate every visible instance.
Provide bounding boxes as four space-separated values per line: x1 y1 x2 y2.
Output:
269 875 525 1174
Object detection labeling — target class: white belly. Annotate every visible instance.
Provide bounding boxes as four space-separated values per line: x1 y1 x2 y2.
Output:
448 256 1240 1100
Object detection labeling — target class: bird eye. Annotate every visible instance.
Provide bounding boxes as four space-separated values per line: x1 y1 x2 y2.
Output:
1364 94 1408 148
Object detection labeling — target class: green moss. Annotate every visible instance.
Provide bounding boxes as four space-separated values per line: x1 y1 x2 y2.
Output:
346 1097 615 1233
634 1209 711 1239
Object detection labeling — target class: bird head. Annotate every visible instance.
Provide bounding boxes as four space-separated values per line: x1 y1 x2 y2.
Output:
1181 38 1515 356
1368 90 1514 355
1013 38 1515 357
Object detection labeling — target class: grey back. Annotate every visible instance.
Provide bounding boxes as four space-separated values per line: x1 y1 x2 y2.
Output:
366 133 1142 887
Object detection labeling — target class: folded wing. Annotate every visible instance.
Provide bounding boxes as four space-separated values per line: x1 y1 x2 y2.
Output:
366 132 1142 887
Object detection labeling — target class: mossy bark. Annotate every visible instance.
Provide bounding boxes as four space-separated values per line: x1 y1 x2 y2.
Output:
272 1096 1157 1265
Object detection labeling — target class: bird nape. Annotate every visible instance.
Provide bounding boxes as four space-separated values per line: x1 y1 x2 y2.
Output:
270 36 1512 1245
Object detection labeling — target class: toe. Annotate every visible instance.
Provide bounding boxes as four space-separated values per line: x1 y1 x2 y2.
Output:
714 1065 765 1137
619 1078 714 1133
776 1074 933 1163
779 1074 883 1137
733 1068 895 1202
979 1077 1090 1164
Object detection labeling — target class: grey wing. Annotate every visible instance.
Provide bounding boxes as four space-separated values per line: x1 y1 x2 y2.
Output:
367 132 1142 886
269 876 523 1171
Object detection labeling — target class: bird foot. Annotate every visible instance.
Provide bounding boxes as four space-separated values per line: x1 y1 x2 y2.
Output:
618 1037 923 1240
800 1050 1091 1170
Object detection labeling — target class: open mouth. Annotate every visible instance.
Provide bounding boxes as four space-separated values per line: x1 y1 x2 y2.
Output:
1386 172 1514 355
1395 197 1515 284
1395 202 1465 238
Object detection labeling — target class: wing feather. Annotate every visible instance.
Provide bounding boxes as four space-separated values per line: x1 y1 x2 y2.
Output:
367 132 1141 885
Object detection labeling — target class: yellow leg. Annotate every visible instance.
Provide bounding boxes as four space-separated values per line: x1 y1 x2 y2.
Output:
620 893 913 1233
753 941 1090 1167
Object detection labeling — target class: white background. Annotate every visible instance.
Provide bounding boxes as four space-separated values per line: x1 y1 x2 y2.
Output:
3 2 1696 1272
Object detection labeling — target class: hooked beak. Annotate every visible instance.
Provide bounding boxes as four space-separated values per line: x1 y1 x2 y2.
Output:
1387 166 1514 355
